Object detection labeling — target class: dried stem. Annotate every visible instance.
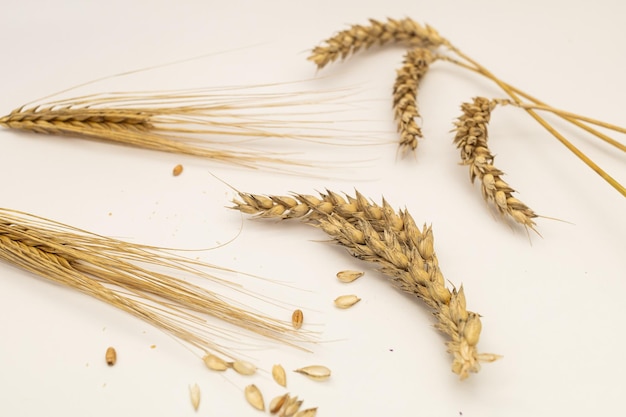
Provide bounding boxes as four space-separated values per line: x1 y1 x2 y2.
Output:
232 189 501 379
0 209 310 360
453 97 538 231
393 48 435 154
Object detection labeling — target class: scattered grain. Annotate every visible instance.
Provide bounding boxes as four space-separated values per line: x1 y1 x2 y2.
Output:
291 309 304 329
232 359 256 376
272 364 287 387
202 353 229 372
189 383 201 411
244 384 265 411
293 365 331 381
172 164 183 176
105 346 116 366
336 270 364 283
334 294 361 309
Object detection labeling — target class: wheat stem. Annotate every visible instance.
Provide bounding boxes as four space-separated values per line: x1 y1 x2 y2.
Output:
232 189 501 379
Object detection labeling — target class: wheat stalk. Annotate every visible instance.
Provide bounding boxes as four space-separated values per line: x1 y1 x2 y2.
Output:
231 189 500 380
393 48 435 154
453 97 538 231
308 17 443 69
309 17 626 196
0 88 353 171
0 208 311 361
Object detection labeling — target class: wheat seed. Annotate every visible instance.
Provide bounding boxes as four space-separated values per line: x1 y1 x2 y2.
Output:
202 353 229 372
291 309 304 330
333 294 361 309
232 359 257 376
293 365 331 381
280 396 303 417
172 164 183 176
453 97 538 231
244 384 265 411
105 346 117 366
308 17 443 69
393 48 435 154
269 393 289 414
189 383 201 411
232 189 501 379
272 364 287 387
336 270 364 283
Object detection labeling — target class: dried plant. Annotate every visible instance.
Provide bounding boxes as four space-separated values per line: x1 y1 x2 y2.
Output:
0 87 353 171
0 208 310 362
393 48 435 154
453 97 538 230
309 18 626 197
231 189 500 379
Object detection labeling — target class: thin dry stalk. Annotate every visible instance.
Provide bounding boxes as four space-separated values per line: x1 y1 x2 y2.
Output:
308 17 443 69
393 48 435 154
232 189 500 379
0 208 311 362
0 88 353 171
453 97 538 231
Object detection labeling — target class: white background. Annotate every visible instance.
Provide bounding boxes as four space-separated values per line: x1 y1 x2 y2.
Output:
1 1 625 416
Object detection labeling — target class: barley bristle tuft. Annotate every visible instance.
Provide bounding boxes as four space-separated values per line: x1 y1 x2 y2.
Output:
0 208 311 362
393 48 435 154
232 189 501 379
308 17 443 69
453 97 538 231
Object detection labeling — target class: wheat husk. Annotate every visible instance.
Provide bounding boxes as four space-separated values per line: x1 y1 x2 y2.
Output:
232 189 501 379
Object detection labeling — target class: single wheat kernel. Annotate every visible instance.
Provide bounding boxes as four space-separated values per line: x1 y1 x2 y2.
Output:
272 364 287 387
293 365 331 381
282 397 303 416
244 384 265 411
336 270 364 283
291 309 304 329
105 346 117 366
172 164 183 176
269 393 288 414
333 294 361 309
232 359 256 375
189 383 200 411
202 353 229 371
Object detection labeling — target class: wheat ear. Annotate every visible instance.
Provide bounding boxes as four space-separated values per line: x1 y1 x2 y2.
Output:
393 48 435 154
453 97 538 231
308 17 443 69
232 190 500 380
0 208 311 360
0 88 349 170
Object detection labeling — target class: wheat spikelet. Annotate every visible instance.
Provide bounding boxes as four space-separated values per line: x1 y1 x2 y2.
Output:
0 88 351 170
0 208 311 361
231 189 500 379
308 18 443 69
453 97 538 231
393 48 435 154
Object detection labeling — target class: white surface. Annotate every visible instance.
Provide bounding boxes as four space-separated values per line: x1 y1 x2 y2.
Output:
1 1 625 416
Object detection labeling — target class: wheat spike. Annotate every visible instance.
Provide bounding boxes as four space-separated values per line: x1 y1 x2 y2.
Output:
0 208 311 361
453 97 538 231
232 189 500 379
308 17 443 69
393 48 435 154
